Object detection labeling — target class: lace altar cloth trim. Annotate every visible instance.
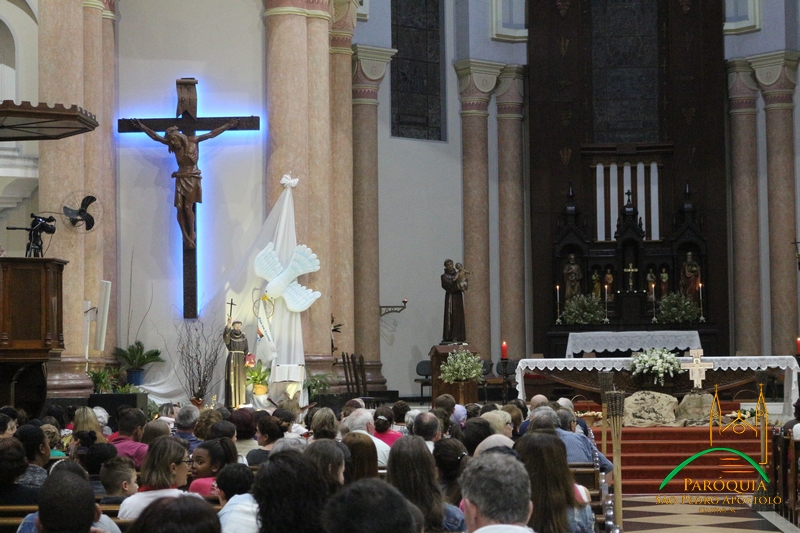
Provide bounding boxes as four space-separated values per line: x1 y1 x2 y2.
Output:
515 356 800 417
564 330 701 358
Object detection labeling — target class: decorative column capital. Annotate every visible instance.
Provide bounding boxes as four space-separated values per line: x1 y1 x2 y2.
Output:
352 45 397 105
83 0 105 10
727 59 758 115
331 0 360 54
749 50 800 110
495 64 525 120
264 0 331 21
454 58 505 117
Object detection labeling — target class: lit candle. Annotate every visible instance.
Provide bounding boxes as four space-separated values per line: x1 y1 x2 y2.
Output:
651 283 655 300
796 337 799 355
556 285 560 303
502 341 508 360
604 284 608 301
699 283 703 300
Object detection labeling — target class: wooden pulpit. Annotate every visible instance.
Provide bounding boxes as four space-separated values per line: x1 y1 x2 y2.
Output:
0 258 67 416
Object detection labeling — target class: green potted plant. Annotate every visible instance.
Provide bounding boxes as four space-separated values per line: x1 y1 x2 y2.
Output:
658 293 700 324
246 360 271 396
561 294 605 325
86 368 117 394
305 372 335 402
439 347 483 404
113 340 165 386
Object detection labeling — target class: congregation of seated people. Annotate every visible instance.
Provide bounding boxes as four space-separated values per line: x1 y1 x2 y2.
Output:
0 393 606 533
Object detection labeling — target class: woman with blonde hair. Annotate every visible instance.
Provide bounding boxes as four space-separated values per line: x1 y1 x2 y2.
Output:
480 409 513 439
64 406 107 450
118 436 200 519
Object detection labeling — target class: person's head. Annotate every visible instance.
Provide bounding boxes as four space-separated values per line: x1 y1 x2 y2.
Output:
373 406 394 434
127 495 221 533
0 413 14 439
37 471 98 533
0 406 18 423
100 455 138 497
459 418 495 456
458 452 532 532
433 437 469 485
192 437 237 479
464 403 481 419
0 437 27 485
391 401 410 425
207 420 237 441
175 405 200 432
479 403 498 415
46 404 67 429
85 443 118 475
387 436 443 533
14 424 50 466
271 437 307 453
321 478 421 533
272 408 296 434
509 399 528 421
194 409 223 441
556 397 575 412
158 402 178 419
794 398 800 420
404 409 421 433
501 404 523 434
50 459 89 479
305 439 345 495
40 424 63 452
73 406 106 442
346 409 375 435
481 410 513 438
92 406 110 429
434 394 456 416
215 463 254 505
529 394 549 412
474 434 515 456
342 432 378 481
413 411 440 442
310 408 338 440
451 404 467 426
228 409 256 441
514 432 580 533
430 407 452 437
252 451 329 533
556 407 577 432
139 435 190 489
527 406 559 433
141 420 171 445
256 416 283 446
118 408 148 441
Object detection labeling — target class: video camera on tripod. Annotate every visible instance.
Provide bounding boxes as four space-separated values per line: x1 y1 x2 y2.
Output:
7 213 57 258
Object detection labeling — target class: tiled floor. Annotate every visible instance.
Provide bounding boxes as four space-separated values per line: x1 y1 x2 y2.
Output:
621 496 800 532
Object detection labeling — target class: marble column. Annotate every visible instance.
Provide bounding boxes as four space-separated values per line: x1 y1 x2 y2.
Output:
495 65 526 360
352 45 395 389
329 0 359 360
101 1 118 359
751 51 800 356
83 0 104 362
39 0 91 396
454 59 504 359
303 3 334 374
727 59 761 356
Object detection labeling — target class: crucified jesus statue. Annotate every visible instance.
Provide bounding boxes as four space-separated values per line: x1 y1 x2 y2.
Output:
130 117 239 248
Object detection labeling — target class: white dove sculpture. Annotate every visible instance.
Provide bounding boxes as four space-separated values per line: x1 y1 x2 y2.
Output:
254 242 321 312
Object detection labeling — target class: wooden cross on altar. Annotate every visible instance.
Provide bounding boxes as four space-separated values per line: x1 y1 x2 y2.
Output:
623 263 638 292
681 349 714 389
118 78 260 318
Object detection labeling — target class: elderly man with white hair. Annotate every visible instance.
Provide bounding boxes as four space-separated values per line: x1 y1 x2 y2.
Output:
347 408 391 467
556 397 594 441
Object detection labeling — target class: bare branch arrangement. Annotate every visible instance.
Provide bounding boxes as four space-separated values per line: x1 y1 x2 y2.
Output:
166 317 225 402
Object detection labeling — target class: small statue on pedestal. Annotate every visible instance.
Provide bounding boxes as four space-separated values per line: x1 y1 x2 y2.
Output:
441 259 466 343
223 316 248 408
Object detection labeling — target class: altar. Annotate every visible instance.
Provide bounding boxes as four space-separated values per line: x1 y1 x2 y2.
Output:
564 330 702 358
515 356 800 417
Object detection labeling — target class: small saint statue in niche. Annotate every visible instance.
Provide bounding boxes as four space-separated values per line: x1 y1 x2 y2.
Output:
660 267 669 299
646 268 656 302
223 316 249 408
679 252 701 302
563 253 583 301
604 268 614 301
592 269 601 299
441 259 466 343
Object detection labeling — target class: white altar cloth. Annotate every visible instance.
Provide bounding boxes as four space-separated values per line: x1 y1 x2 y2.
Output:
564 330 702 358
515 356 799 417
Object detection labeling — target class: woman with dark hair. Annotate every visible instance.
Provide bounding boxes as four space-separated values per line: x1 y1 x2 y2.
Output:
342 432 378 482
514 432 594 533
189 437 238 496
304 439 344 495
390 401 411 435
272 408 301 440
118 436 200 519
229 409 258 461
387 436 464 532
246 416 282 467
128 495 221 533
252 450 329 533
457 417 494 456
432 437 469 505
207 420 237 442
0 438 38 504
372 406 402 447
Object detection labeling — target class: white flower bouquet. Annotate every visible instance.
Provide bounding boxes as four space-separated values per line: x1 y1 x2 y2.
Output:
440 347 484 384
630 348 684 386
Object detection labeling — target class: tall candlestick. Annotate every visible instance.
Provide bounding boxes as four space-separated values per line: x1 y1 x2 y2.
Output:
556 285 560 303
604 284 608 301
699 283 703 301
501 341 508 360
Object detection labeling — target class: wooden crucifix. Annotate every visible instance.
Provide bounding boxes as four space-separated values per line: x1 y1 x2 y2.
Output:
118 78 260 318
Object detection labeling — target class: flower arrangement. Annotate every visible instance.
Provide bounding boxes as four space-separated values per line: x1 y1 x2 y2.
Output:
658 292 700 324
561 294 605 325
630 348 684 386
439 347 484 384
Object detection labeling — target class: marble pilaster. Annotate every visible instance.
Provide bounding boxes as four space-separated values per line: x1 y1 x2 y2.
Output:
751 51 800 356
495 64 526 360
454 59 504 359
352 45 395 389
727 59 761 356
